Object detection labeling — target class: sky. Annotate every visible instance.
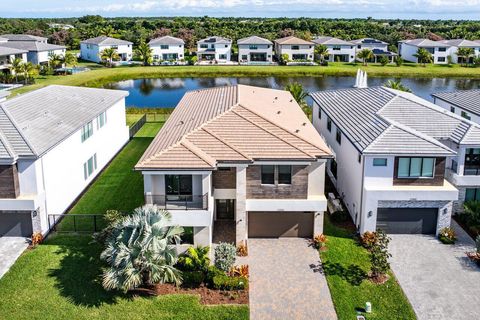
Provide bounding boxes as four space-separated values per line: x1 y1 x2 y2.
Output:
2 0 480 20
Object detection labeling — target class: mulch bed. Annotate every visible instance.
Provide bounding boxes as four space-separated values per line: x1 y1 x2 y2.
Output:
132 284 248 305
452 215 479 240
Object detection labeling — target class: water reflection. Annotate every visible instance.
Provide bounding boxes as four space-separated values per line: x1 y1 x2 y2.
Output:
106 77 480 108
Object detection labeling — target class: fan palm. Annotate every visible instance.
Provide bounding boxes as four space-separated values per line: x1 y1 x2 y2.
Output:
384 79 412 92
314 44 329 63
135 42 153 66
48 53 63 69
413 48 433 67
456 47 475 66
100 47 120 67
101 205 184 292
357 48 374 66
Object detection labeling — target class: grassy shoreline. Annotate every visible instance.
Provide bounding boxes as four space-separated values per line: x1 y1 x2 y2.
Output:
10 62 480 96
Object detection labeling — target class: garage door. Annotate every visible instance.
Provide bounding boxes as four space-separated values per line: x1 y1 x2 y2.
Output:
0 211 33 237
377 208 438 234
248 211 314 238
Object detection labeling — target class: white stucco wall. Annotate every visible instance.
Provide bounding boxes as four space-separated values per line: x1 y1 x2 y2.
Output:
433 97 480 124
81 43 132 63
399 43 451 64
28 49 65 65
197 42 232 62
275 43 314 61
238 44 273 62
325 45 356 62
150 44 184 61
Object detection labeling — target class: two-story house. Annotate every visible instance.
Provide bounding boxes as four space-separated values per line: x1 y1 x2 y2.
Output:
0 46 28 73
0 34 65 65
310 87 474 235
196 36 232 64
237 36 273 64
398 39 451 64
80 36 133 63
432 89 480 123
0 85 129 237
313 36 356 63
135 85 332 248
350 38 397 63
438 39 480 64
274 36 315 63
148 36 185 63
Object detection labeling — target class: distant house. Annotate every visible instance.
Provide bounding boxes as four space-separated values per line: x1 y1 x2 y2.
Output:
312 36 355 62
0 85 130 237
432 89 480 124
437 39 480 64
48 23 75 30
274 36 315 62
148 36 184 62
196 36 232 63
80 36 133 63
0 47 28 73
350 38 397 63
398 39 450 64
0 34 65 65
237 36 273 64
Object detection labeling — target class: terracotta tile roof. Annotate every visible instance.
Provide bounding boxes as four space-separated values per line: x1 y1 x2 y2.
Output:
136 85 332 170
274 36 314 45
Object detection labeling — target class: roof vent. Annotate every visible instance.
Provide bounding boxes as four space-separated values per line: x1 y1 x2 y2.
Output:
302 122 306 126
179 120 184 125
277 110 281 114
274 96 278 100
290 99 293 102
295 129 300 133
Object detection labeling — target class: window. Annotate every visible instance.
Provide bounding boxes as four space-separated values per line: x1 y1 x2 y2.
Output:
291 45 299 50
83 154 97 180
48 50 55 56
81 121 93 142
465 188 480 201
332 46 341 51
450 106 455 113
225 45 228 48
398 157 435 178
219 54 227 59
438 47 447 52
437 57 446 62
97 111 107 129
241 55 247 60
357 45 361 49
373 158 388 166
153 55 159 60
318 108 321 119
327 117 332 132
464 148 480 175
278 165 292 184
358 153 362 163
111 45 118 49
200 44 208 48
461 111 471 120
249 45 258 50
330 160 338 179
160 45 169 49
165 175 193 195
261 165 275 184
336 128 342 144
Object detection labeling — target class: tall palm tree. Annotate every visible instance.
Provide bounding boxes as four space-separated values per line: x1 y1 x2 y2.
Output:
63 52 78 67
101 205 184 292
285 82 310 116
21 62 37 84
314 44 329 63
100 48 120 67
135 42 153 66
384 79 412 92
10 58 24 83
100 25 116 37
357 48 374 66
48 53 63 69
456 47 475 66
413 48 433 67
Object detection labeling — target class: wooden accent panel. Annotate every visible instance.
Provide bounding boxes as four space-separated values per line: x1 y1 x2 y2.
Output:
0 165 20 198
393 157 445 186
212 168 236 189
246 165 308 199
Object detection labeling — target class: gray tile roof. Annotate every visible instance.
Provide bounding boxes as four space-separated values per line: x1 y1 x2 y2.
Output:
0 41 65 52
310 86 479 155
313 36 353 46
432 89 480 116
198 36 232 44
350 38 388 45
148 36 184 46
81 36 132 46
439 39 480 47
463 126 480 145
0 34 48 42
237 36 272 45
0 46 27 56
0 85 128 161
400 39 449 47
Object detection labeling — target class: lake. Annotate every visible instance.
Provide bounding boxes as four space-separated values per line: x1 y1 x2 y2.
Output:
105 76 480 108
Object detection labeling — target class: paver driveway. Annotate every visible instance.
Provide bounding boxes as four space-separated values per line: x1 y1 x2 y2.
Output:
0 237 28 279
389 221 480 320
246 238 337 320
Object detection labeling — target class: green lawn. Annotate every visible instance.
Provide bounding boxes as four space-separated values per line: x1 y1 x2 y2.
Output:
10 62 480 97
320 216 416 320
0 235 248 320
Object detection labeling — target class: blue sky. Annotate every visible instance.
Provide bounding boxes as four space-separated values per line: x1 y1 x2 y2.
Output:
3 0 480 19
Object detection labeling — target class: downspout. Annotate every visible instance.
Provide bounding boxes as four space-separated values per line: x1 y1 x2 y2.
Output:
357 155 366 234
40 157 49 233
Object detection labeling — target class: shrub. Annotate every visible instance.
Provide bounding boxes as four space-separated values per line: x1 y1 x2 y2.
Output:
281 53 290 65
438 227 457 244
395 56 403 66
236 241 248 257
320 60 329 66
360 231 378 250
181 271 205 288
369 230 392 281
177 246 210 273
92 210 127 245
229 265 249 278
212 274 248 290
476 235 480 253
214 242 236 272
205 265 225 287
330 210 349 223
313 234 328 250
462 201 480 226
379 56 389 66
30 232 43 248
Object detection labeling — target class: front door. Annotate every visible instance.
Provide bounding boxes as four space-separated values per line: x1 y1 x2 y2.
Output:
216 199 235 220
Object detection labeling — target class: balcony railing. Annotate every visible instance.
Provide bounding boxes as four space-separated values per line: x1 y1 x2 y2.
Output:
145 193 208 210
464 167 480 176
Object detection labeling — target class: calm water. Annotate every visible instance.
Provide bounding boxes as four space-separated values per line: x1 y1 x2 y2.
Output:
105 76 480 108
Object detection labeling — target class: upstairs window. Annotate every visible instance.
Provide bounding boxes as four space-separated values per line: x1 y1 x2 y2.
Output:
81 121 93 142
291 45 299 50
461 111 471 120
373 158 388 166
398 157 435 178
261 165 292 185
111 45 118 49
97 111 107 129
200 44 208 48
278 165 292 184
249 45 258 50
438 47 447 52
332 46 341 51
261 165 275 184
450 106 455 113
327 117 332 132
160 45 169 49
336 128 342 144
165 175 193 196
83 154 97 180
318 108 321 119
465 188 480 201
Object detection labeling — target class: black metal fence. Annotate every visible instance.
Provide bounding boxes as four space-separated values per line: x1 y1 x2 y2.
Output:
48 214 106 233
129 114 147 138
146 113 170 123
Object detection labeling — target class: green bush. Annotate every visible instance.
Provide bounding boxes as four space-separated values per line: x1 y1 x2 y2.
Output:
379 56 389 66
369 229 392 279
462 201 480 226
212 274 248 290
181 271 205 288
177 246 210 272
330 210 350 223
395 56 403 66
438 227 456 244
205 265 225 287
214 242 236 272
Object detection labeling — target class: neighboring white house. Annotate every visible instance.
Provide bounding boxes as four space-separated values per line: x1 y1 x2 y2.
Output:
0 47 28 73
0 34 65 65
196 36 232 64
310 87 476 235
80 36 133 63
432 89 480 124
313 36 356 62
135 85 332 248
274 36 315 63
148 36 185 62
438 39 480 64
0 85 130 237
237 36 273 64
398 39 451 64
350 38 397 63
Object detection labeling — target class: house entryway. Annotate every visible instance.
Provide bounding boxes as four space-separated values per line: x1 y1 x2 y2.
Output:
213 199 236 244
250 53 267 62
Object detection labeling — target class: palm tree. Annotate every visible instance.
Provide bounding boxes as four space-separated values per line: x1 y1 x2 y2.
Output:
101 205 184 292
21 62 37 84
456 47 475 66
314 44 329 63
135 42 153 66
413 48 433 67
100 47 120 67
10 58 24 83
48 53 63 69
100 25 116 37
463 201 480 226
285 82 310 116
356 48 374 66
384 79 412 92
63 52 78 67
